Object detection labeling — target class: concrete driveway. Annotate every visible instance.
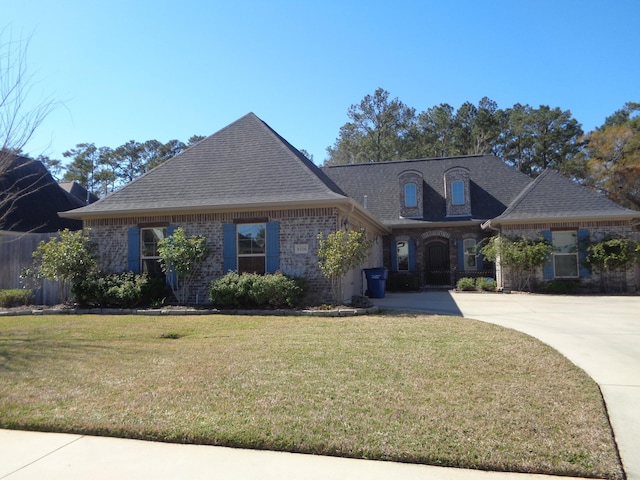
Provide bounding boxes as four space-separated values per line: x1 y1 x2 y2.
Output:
372 291 640 480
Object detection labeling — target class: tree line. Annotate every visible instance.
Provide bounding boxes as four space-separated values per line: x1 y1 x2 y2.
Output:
325 88 639 210
25 89 640 211
39 136 205 198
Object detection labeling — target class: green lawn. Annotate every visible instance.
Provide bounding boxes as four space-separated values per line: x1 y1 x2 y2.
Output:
0 313 623 479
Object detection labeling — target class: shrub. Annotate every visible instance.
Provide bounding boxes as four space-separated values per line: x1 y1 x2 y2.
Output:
538 279 581 294
317 229 372 304
210 272 304 309
72 272 152 308
31 229 98 302
475 277 497 291
456 277 476 291
157 227 208 304
0 289 34 308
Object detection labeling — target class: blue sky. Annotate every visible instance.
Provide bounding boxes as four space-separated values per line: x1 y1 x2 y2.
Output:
4 0 639 166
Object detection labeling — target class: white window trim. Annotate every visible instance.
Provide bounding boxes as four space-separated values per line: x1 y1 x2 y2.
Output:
237 223 267 273
552 231 579 278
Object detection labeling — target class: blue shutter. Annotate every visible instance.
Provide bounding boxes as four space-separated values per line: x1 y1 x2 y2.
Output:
457 241 465 271
390 241 398 272
165 226 178 289
578 229 591 278
476 245 484 271
541 230 554 279
223 223 237 273
127 228 140 273
408 240 416 272
266 221 280 273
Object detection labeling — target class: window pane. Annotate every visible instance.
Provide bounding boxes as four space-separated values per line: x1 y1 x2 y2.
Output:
141 228 166 257
397 241 409 271
555 254 578 277
238 224 266 255
239 256 265 274
452 181 464 205
142 258 164 277
553 231 577 253
463 239 476 270
405 183 417 207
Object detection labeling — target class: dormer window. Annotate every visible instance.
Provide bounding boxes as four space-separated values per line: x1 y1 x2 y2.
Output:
399 170 423 218
444 167 471 217
452 181 465 205
405 183 417 207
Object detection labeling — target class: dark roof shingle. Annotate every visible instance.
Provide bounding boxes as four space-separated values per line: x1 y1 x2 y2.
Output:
492 169 640 223
322 155 532 225
65 113 348 217
0 155 85 232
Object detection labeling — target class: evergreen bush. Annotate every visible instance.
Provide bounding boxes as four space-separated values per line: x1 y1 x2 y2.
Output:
0 289 34 308
210 272 304 309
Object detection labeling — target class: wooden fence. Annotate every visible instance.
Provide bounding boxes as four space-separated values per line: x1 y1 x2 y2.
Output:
0 231 62 305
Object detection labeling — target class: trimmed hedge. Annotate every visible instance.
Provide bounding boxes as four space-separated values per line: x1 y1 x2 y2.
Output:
72 272 166 308
0 289 34 308
210 272 304 309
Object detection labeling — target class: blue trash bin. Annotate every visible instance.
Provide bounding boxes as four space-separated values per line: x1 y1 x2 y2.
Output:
364 268 388 298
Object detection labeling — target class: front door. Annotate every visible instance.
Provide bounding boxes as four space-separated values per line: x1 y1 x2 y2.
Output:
425 241 450 286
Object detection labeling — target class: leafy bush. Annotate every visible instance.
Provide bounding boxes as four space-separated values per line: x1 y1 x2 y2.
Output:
31 229 98 302
475 277 497 291
72 272 152 308
0 289 34 308
456 277 476 291
157 227 208 304
210 272 304 309
538 279 581 294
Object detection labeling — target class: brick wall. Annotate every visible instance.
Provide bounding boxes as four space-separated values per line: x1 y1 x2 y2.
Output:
501 220 637 292
85 208 342 304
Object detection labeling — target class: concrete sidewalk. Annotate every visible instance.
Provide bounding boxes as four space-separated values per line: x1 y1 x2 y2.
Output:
0 429 586 480
374 291 640 480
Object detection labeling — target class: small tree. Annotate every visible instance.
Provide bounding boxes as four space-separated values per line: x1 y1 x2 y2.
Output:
157 227 208 304
31 229 97 302
480 235 552 292
586 237 639 292
317 229 372 304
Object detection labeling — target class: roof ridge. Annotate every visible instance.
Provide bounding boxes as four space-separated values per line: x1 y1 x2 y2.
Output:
250 114 348 197
322 154 494 170
498 169 549 217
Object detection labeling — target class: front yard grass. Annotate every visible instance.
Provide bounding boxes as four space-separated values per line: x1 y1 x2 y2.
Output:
0 313 623 479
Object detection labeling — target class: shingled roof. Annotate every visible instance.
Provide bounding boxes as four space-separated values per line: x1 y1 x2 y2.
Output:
63 113 349 218
322 155 533 226
0 155 85 233
485 168 640 227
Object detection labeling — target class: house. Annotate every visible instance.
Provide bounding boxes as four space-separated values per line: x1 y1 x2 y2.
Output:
0 155 96 303
61 113 640 302
0 155 88 233
323 159 640 292
61 113 389 303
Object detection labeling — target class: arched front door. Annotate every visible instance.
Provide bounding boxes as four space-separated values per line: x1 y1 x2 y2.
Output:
425 240 450 286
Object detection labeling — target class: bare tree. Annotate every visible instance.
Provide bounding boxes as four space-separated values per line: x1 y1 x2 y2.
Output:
0 26 58 230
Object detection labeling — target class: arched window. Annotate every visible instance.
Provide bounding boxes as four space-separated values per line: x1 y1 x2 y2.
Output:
405 183 417 207
452 180 465 205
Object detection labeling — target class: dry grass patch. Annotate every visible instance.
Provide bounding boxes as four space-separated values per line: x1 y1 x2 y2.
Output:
0 313 622 479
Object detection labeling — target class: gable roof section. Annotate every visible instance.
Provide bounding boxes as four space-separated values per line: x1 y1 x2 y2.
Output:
322 155 533 226
63 113 349 219
485 168 640 227
0 155 85 233
58 181 99 205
